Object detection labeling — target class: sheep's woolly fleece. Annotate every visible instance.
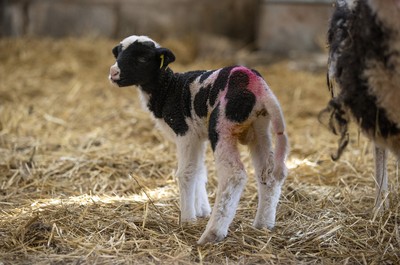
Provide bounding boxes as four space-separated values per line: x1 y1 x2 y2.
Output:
0 38 399 264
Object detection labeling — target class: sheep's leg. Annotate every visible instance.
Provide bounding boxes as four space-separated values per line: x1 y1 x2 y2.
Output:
374 144 389 211
194 158 211 218
197 138 247 244
249 119 284 229
176 136 209 222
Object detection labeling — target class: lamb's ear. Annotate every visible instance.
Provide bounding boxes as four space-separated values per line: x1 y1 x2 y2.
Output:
156 48 175 68
112 45 119 58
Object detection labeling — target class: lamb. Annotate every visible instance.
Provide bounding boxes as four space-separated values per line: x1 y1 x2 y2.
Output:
320 0 400 210
109 35 289 244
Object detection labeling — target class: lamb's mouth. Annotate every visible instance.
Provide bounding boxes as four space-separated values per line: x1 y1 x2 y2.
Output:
109 76 129 87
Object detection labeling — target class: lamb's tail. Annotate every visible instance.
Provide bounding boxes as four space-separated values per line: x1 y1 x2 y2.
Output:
262 84 289 180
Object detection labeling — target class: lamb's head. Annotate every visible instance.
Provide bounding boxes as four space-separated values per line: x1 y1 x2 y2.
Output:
109 35 175 87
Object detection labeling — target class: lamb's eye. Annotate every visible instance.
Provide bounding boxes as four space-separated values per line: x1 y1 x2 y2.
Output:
137 57 147 63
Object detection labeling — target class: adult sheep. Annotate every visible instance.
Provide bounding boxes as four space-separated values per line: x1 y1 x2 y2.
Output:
320 0 400 210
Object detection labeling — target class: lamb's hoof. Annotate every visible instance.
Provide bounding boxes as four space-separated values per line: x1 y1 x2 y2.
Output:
253 211 276 230
197 230 226 245
253 220 274 230
180 215 197 223
196 205 211 218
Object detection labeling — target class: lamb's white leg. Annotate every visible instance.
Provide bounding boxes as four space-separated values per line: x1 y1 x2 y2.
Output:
176 136 210 222
249 119 285 229
374 144 389 211
197 138 247 244
194 157 212 218
252 152 283 229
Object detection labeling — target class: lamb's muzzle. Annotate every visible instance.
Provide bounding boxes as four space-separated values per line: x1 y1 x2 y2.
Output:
109 64 120 82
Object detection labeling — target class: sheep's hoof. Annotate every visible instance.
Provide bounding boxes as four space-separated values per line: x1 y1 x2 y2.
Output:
197 229 226 245
373 197 390 215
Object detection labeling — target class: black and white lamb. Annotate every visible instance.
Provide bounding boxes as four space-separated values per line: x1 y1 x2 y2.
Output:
109 35 289 244
320 0 400 210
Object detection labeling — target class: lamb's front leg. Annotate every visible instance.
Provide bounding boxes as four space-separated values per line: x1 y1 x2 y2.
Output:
374 144 389 211
198 139 247 244
195 161 212 218
176 136 210 222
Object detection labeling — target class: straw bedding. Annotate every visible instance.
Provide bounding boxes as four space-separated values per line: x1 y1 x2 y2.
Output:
0 37 399 264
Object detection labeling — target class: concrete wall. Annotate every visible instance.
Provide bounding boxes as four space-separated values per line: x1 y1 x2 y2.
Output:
256 1 333 53
0 0 260 42
1 0 334 53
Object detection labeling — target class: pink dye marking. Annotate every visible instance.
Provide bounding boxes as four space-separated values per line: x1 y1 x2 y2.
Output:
230 66 266 98
219 89 228 107
213 66 268 111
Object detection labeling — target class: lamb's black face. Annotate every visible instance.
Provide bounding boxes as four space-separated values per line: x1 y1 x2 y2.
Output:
109 35 175 88
110 41 159 87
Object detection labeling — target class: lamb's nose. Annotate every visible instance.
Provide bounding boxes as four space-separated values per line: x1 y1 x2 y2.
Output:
110 66 120 79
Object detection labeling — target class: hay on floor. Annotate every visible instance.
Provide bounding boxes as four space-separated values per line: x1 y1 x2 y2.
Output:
0 38 399 264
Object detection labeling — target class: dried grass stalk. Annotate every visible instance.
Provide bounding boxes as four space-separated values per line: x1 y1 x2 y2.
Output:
0 38 399 264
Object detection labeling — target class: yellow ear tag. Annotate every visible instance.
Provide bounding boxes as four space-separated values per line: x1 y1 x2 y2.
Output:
160 54 164 69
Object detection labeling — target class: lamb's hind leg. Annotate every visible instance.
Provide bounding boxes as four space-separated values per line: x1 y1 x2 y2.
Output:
249 118 285 229
198 137 247 244
374 144 389 211
176 136 210 222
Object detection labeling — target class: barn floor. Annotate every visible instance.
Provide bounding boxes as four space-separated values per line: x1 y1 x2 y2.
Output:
0 38 399 264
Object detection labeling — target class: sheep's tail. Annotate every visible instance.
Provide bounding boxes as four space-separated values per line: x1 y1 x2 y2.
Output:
262 85 289 174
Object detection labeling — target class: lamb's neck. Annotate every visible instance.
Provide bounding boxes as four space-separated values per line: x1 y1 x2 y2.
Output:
140 68 177 119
